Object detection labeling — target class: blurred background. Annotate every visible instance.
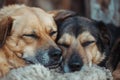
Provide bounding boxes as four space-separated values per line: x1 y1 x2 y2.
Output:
0 0 119 26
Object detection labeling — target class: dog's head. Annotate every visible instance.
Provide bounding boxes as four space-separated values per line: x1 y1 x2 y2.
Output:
0 6 62 68
50 10 112 72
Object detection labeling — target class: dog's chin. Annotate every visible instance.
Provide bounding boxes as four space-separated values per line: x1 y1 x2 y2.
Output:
24 60 60 69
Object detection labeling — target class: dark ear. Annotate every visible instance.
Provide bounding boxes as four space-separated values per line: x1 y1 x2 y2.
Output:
107 38 120 71
96 21 111 46
0 17 13 48
49 10 77 24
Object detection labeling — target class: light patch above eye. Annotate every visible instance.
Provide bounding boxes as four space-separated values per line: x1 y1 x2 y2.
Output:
79 31 96 43
58 33 73 46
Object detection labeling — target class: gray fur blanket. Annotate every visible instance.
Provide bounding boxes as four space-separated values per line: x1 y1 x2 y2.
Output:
0 64 113 80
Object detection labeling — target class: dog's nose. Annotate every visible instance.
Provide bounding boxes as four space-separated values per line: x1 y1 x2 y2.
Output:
68 54 83 72
49 48 62 61
69 61 82 72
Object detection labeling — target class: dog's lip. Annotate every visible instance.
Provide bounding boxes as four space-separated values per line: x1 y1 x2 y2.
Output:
25 60 34 64
46 63 60 69
50 57 63 69
45 57 62 69
25 59 61 68
45 60 62 69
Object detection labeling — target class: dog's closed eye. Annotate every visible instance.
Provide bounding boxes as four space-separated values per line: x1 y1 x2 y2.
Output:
82 41 95 47
49 31 57 36
23 34 39 39
58 43 70 48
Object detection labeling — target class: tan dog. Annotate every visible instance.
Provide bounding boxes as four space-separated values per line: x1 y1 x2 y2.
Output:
0 5 62 77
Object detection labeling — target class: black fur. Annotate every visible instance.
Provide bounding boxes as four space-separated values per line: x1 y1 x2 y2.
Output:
54 10 119 71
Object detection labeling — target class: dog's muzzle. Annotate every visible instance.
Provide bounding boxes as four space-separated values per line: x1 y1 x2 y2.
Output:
23 47 62 68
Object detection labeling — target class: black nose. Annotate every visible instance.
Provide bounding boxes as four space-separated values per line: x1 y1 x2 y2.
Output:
49 48 62 61
68 54 83 72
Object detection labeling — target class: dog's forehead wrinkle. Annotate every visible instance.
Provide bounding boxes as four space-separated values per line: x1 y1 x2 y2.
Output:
13 15 43 34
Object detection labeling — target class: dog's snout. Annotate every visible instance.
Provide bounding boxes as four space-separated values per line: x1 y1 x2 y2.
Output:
49 48 62 61
68 54 83 72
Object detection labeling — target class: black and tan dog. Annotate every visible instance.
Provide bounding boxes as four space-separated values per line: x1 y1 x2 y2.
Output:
50 10 119 72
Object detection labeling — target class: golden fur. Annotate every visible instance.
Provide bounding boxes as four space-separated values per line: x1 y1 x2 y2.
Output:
0 5 58 77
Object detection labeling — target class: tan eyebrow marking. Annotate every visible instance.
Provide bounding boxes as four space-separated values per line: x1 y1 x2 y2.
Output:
79 31 95 43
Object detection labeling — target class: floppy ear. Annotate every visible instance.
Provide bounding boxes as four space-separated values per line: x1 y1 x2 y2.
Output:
49 10 77 25
96 21 111 46
49 10 77 20
0 17 13 48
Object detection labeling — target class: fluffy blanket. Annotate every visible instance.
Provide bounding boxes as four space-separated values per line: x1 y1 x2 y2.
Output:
0 64 113 80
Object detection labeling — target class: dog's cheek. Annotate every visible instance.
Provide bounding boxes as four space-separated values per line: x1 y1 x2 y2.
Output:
91 44 100 64
22 46 36 58
18 38 38 57
6 36 37 58
5 36 25 51
86 43 105 64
